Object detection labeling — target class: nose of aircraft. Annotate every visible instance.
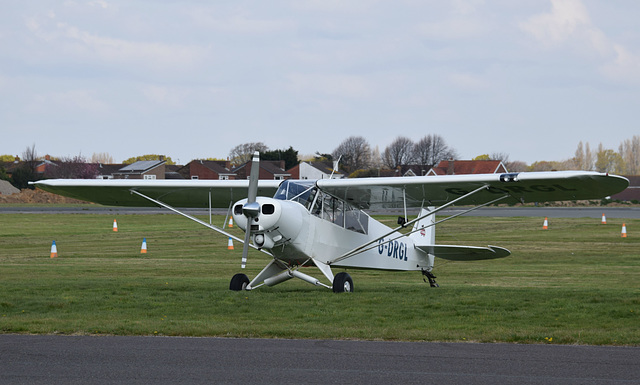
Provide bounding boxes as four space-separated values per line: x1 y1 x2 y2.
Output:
242 201 260 218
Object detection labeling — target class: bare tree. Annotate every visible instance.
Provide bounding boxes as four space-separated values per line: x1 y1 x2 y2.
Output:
229 142 269 166
46 155 99 179
91 152 114 164
383 136 415 169
412 134 457 165
22 143 38 174
490 152 510 163
505 161 528 172
332 136 371 173
619 135 640 175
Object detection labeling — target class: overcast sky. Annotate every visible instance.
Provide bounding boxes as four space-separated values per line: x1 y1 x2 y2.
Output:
1 0 639 165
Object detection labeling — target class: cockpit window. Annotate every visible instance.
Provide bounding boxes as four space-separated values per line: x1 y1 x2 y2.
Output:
311 191 368 234
274 180 317 209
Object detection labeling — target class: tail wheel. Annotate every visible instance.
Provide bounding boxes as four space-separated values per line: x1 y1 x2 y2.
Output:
230 273 249 291
332 272 354 293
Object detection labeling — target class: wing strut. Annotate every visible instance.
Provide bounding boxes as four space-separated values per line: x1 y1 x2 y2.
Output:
326 184 495 265
336 193 510 258
128 189 272 257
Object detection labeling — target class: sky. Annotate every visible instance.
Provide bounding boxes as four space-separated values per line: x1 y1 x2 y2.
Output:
1 0 639 165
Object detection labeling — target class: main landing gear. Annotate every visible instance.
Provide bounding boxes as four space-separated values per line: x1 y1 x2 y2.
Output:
229 273 249 291
228 271 354 293
332 272 354 293
421 269 439 287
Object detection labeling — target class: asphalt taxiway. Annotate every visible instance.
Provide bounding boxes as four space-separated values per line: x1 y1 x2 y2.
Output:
2 335 639 384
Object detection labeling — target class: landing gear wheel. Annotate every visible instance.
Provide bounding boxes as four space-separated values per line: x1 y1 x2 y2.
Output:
229 273 249 291
332 272 354 293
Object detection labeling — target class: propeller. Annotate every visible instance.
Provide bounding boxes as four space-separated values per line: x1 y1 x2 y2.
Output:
240 151 261 268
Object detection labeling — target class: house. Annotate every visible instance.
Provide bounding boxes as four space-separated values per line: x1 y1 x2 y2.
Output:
112 160 166 179
234 160 290 180
399 165 433 177
35 155 58 174
95 164 125 179
181 160 236 180
287 161 345 180
427 160 508 176
611 175 640 202
165 164 185 180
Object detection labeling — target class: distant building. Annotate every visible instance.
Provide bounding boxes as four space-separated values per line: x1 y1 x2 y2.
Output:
95 164 125 180
427 160 508 176
181 160 236 180
287 161 345 180
234 160 290 180
35 155 58 174
112 160 166 179
611 176 640 202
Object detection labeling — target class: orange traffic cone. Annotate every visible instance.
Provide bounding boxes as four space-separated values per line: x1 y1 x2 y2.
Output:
50 240 58 258
228 217 234 228
113 219 118 232
227 237 234 250
601 213 606 224
542 217 548 230
141 238 148 253
621 224 627 238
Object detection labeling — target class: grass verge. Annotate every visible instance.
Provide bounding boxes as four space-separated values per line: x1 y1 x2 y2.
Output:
0 213 638 344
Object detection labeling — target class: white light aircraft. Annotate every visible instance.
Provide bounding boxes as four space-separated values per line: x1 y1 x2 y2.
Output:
32 153 629 292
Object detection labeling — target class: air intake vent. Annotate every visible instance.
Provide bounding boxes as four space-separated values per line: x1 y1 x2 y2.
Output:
262 204 275 215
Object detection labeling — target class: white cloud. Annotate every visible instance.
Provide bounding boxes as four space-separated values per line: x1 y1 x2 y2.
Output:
520 0 591 46
601 44 640 84
25 14 208 73
520 0 640 83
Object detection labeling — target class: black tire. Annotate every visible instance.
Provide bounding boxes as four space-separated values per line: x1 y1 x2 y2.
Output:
229 273 249 291
332 272 354 293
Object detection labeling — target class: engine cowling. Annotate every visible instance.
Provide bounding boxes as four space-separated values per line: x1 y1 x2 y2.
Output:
232 197 306 250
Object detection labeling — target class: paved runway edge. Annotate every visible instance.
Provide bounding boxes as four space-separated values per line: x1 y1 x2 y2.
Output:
1 335 639 384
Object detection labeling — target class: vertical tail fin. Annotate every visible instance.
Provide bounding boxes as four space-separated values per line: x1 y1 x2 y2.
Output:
409 207 436 246
409 207 436 272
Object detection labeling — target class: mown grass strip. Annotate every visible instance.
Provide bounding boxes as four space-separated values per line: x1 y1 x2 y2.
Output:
0 213 638 344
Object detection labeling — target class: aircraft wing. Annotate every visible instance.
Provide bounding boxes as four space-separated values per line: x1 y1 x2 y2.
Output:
316 171 629 209
31 179 282 208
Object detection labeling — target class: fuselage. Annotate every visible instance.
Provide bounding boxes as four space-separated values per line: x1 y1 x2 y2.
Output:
232 180 432 271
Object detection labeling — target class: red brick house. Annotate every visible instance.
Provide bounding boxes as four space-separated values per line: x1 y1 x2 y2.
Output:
182 160 236 180
427 160 508 176
234 160 290 180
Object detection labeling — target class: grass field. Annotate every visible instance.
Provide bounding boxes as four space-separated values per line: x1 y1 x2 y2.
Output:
1 211 639 345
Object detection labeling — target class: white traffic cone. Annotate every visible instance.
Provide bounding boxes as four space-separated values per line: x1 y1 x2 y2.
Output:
50 240 58 258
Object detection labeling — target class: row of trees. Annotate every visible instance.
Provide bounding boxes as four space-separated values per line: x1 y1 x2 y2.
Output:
3 136 640 189
520 136 640 175
228 134 457 175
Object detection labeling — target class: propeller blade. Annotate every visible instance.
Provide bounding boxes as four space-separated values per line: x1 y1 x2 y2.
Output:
247 151 260 203
241 151 260 268
241 226 251 269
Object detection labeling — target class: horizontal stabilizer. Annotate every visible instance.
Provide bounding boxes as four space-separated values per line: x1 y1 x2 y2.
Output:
416 245 510 261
